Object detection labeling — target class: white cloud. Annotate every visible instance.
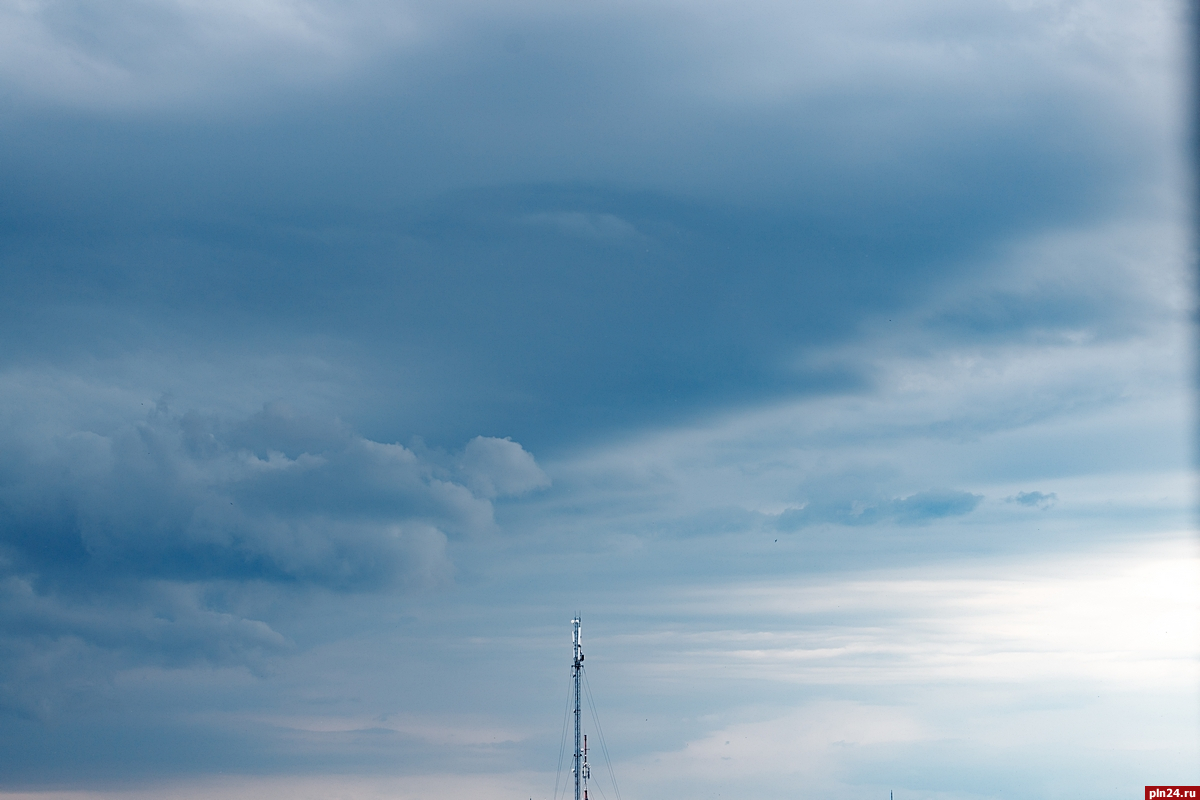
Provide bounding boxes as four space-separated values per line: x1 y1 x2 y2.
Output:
460 436 550 499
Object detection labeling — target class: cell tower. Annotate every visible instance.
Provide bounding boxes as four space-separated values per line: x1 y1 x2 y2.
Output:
571 617 589 800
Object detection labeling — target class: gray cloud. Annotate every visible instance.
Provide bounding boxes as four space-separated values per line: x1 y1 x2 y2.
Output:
0 396 546 717
0 397 554 589
0 400 517 589
0 576 289 720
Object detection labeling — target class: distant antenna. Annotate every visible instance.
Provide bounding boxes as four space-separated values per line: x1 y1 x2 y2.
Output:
572 617 584 800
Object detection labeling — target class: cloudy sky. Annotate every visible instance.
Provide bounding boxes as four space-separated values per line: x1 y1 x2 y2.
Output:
0 0 1194 798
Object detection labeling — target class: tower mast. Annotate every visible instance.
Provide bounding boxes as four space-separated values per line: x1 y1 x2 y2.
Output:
572 617 584 800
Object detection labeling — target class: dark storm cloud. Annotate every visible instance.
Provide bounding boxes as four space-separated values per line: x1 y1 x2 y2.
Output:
0 177 1141 453
0 0 1164 453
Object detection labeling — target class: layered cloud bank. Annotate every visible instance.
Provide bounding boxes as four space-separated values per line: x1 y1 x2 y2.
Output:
0 385 546 719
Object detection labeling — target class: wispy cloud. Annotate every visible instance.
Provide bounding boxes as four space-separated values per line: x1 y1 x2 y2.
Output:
775 489 983 530
1007 490 1058 509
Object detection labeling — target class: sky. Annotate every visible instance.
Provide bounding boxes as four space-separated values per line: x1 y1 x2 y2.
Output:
0 0 1195 798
